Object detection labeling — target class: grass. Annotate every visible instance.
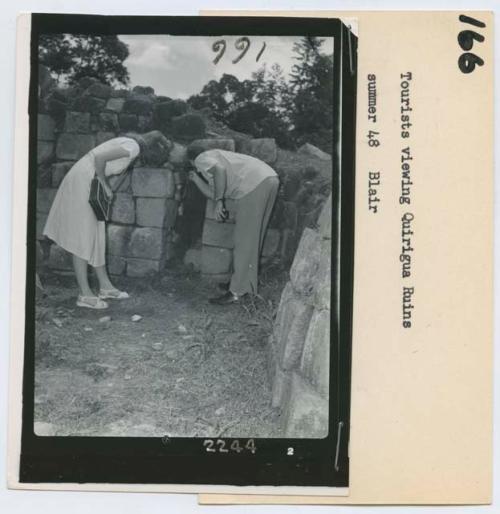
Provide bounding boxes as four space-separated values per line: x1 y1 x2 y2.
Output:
34 262 288 438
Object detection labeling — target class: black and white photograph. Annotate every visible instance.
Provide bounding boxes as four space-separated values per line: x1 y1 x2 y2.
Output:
19 14 356 488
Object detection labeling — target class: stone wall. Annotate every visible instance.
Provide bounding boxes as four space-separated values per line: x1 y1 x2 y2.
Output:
36 73 333 279
267 194 332 438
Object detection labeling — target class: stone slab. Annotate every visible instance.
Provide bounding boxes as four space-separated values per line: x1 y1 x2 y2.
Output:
37 114 56 141
51 161 74 188
110 193 135 225
289 227 322 296
136 197 168 228
300 309 330 397
201 246 232 275
132 168 175 198
283 372 329 438
56 133 95 161
37 188 57 214
126 258 162 277
202 219 234 249
37 141 54 165
64 111 90 133
106 224 133 256
128 227 165 260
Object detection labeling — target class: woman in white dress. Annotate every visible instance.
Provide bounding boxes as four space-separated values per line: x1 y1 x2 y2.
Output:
43 130 171 309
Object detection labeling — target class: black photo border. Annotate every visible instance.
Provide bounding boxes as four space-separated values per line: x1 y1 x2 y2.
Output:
20 13 357 488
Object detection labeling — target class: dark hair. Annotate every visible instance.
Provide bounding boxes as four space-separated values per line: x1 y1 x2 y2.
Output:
123 131 171 167
186 142 206 162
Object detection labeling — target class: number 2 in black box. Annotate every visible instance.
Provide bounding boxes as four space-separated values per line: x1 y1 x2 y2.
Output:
457 14 486 74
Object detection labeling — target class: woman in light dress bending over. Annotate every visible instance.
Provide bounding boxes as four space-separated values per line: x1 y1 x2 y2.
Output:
43 130 171 310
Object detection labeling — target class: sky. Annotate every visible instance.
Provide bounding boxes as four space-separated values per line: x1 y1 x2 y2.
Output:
118 35 334 99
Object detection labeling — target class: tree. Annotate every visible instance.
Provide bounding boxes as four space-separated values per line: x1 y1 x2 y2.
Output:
188 66 295 148
289 37 334 152
39 34 130 86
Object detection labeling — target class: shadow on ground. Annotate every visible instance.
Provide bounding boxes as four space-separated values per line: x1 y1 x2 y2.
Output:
34 264 286 438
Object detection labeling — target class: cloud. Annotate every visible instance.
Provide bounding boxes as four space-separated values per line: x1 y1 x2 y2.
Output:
119 35 334 98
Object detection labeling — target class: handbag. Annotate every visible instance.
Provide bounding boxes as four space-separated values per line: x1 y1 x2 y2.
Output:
89 168 131 222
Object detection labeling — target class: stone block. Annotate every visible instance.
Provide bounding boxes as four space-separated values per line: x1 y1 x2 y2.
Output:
239 138 277 165
36 213 48 240
314 240 331 310
123 94 154 115
47 244 72 270
261 228 281 258
37 165 52 188
298 143 332 161
37 141 54 165
138 115 153 132
300 309 330 397
96 131 116 146
266 336 277 380
110 193 135 225
290 228 322 296
205 198 236 223
106 224 133 256
136 197 167 228
105 97 125 113
202 219 234 249
277 297 314 370
126 258 162 277
37 188 57 214
111 89 129 98
108 173 131 193
37 114 55 141
71 95 106 114
107 254 126 275
188 138 235 154
171 113 206 141
118 113 139 131
64 111 90 133
183 247 201 271
98 112 119 132
85 82 112 99
132 168 175 198
201 246 232 275
132 85 155 96
167 142 187 166
154 100 188 130
283 373 329 438
128 227 165 260
56 133 95 161
51 161 74 188
271 363 291 408
273 281 294 339
318 193 332 240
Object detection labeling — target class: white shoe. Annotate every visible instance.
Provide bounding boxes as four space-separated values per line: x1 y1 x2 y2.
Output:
76 295 109 309
99 289 130 300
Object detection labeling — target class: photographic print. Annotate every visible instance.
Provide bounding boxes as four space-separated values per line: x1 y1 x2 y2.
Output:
16 14 356 488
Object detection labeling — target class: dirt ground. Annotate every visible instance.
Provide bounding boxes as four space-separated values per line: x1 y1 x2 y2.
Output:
34 263 286 438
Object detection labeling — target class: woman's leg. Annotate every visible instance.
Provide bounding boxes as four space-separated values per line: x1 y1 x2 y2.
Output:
72 254 94 297
94 265 115 291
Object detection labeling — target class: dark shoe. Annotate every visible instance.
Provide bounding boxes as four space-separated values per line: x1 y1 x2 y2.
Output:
217 281 230 291
209 291 240 305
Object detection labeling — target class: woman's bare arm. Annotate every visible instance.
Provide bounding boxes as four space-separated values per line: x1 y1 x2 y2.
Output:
93 146 131 198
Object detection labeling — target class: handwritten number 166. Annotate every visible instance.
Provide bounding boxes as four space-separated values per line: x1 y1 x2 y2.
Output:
457 14 486 74
212 37 267 65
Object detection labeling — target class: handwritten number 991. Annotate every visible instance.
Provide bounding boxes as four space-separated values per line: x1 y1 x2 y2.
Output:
457 15 486 74
212 38 266 65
